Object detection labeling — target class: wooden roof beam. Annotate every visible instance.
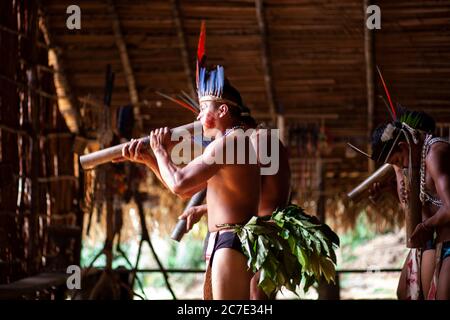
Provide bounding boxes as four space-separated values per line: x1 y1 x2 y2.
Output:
38 9 81 134
255 0 278 125
107 0 142 130
364 0 375 173
253 112 339 120
170 0 196 98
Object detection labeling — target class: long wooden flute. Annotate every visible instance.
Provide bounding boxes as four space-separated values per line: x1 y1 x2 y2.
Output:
79 121 202 170
347 163 395 201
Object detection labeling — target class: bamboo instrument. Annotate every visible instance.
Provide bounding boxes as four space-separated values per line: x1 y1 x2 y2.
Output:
347 162 422 248
403 167 423 248
347 163 395 201
79 121 202 170
171 189 207 242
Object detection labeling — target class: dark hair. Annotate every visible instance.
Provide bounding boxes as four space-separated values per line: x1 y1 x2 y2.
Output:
222 79 243 108
371 122 394 162
371 108 436 162
221 79 257 127
372 123 389 149
396 107 436 134
241 113 257 128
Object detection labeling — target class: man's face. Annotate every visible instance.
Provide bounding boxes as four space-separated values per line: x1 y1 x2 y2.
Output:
386 144 409 168
197 101 219 137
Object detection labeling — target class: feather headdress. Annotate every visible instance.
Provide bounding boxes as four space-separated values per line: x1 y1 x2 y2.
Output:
156 91 199 115
195 22 250 117
348 67 434 164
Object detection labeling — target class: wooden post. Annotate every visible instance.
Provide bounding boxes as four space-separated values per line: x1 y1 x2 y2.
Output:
316 159 326 222
277 114 286 145
316 159 340 300
255 0 278 125
171 0 197 98
105 184 114 270
364 0 375 174
107 0 142 131
29 4 40 275
38 9 81 134
134 192 177 299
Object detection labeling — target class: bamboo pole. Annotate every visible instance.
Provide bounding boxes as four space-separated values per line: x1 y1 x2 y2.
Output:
29 7 40 274
347 164 395 201
79 121 202 170
38 9 81 134
255 0 278 124
364 0 375 174
107 0 142 131
170 0 197 98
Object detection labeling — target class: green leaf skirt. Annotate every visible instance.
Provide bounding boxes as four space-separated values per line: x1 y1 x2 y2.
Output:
233 204 340 298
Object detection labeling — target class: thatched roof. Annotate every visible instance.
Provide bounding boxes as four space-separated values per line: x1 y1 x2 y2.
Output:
41 0 450 227
3 0 450 293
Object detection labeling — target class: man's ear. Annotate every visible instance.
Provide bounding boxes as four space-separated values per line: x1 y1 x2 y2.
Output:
218 104 229 118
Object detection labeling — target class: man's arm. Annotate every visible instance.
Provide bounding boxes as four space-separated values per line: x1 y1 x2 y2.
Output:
422 145 450 228
140 146 207 198
118 136 207 198
117 138 173 190
179 204 208 231
393 165 408 208
144 138 208 197
151 128 222 195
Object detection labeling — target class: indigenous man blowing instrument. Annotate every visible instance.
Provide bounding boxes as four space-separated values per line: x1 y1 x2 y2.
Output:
374 110 450 300
349 68 450 300
148 22 261 300
180 115 292 300
119 22 339 300
364 109 438 300
176 22 338 300
121 22 261 299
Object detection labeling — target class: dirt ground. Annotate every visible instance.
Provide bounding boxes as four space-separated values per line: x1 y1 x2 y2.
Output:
337 228 409 299
139 229 409 300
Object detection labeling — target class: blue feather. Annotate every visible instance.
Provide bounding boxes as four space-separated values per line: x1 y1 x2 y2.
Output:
210 69 215 96
198 65 226 99
199 68 206 97
214 67 219 97
217 66 224 97
207 72 211 95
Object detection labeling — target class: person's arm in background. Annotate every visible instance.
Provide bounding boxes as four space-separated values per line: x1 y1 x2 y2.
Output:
393 165 408 208
422 147 450 227
179 204 208 231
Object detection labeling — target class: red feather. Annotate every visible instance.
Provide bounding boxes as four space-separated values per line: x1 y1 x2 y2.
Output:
197 21 206 63
376 66 397 120
196 21 206 88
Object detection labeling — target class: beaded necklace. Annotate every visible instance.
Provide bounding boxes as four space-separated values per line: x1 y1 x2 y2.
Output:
224 125 244 137
420 134 449 207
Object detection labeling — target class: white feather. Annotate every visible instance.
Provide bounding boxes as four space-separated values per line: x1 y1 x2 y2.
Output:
381 123 395 142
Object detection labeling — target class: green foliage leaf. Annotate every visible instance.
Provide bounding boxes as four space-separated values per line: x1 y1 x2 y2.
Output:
235 204 340 297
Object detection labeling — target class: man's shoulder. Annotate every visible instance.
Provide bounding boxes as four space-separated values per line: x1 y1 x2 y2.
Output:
202 135 235 157
428 140 450 157
427 140 450 170
202 137 222 157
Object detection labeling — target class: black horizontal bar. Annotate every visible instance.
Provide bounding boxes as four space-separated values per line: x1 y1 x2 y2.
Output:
127 268 402 274
337 268 401 274
134 269 204 273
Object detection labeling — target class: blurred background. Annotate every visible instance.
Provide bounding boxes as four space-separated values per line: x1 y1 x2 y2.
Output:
1 0 450 299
